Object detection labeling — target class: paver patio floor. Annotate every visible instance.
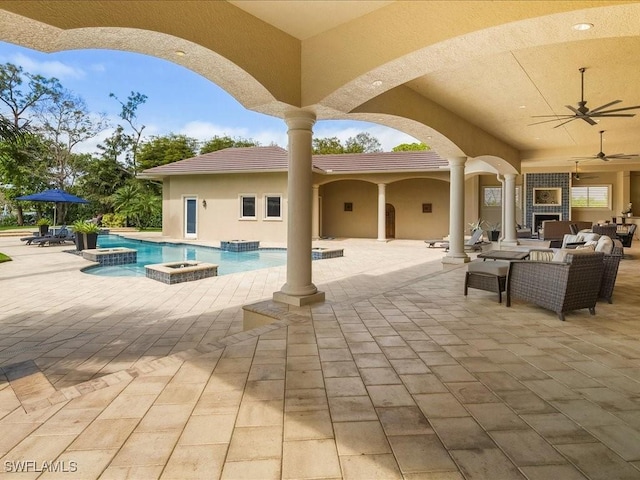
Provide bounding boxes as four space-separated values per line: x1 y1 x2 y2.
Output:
1 233 640 479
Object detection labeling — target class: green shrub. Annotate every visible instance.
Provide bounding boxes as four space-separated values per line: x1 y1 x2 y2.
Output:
36 218 51 226
0 215 17 227
101 213 125 227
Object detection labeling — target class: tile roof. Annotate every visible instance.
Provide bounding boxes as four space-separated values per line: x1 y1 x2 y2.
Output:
139 146 448 178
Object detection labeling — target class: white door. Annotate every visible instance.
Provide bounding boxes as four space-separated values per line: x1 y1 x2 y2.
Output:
184 197 197 239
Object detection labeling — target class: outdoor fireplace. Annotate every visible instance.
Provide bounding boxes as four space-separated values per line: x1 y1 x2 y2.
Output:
533 213 561 233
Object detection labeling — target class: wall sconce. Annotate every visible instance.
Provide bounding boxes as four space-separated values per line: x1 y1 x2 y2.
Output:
202 199 207 208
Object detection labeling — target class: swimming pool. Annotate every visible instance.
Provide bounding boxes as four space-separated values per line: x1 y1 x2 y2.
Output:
83 234 287 277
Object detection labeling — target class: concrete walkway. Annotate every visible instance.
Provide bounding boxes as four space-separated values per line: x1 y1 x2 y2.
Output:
1 234 640 479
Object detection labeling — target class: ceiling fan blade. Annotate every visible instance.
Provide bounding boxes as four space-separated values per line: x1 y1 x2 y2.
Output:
528 117 574 126
590 113 636 118
530 114 575 118
565 105 582 115
590 105 640 114
606 153 639 159
588 100 622 114
580 116 598 125
552 117 579 128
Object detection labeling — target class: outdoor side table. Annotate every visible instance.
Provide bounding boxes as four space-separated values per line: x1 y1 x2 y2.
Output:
464 260 511 303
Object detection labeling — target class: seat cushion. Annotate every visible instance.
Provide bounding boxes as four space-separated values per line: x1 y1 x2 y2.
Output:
468 260 510 276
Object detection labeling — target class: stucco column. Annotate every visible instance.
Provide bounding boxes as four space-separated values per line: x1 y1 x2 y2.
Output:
312 185 320 240
377 183 386 242
443 156 470 264
273 110 325 306
502 173 518 246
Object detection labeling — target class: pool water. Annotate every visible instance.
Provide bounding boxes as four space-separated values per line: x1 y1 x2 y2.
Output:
83 234 287 277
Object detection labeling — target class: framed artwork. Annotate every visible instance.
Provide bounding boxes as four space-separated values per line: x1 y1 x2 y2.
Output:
422 203 432 213
533 188 562 206
344 202 353 212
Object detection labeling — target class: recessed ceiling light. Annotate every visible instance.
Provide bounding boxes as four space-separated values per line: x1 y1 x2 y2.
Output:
371 80 383 87
519 105 526 109
572 23 593 31
175 50 186 57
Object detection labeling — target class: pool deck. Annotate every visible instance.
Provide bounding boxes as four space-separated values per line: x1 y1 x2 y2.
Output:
1 232 640 479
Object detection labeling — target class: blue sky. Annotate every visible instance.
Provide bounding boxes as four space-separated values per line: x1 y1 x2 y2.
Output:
0 41 419 154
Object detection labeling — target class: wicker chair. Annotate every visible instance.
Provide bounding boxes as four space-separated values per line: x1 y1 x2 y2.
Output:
600 239 623 304
506 252 604 321
592 224 618 239
617 223 636 248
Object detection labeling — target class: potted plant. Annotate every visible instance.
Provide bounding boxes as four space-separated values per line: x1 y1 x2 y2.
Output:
82 222 100 250
468 218 483 234
36 218 50 236
73 221 100 251
485 221 501 241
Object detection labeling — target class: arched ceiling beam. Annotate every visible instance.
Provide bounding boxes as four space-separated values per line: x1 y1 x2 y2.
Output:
352 85 520 170
0 1 300 115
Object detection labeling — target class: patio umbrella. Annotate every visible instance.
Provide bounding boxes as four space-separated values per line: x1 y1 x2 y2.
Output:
16 188 89 230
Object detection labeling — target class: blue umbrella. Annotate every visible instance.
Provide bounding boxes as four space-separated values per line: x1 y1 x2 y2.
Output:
16 188 89 229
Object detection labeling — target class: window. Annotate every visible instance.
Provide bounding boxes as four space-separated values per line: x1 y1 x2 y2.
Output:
264 195 282 220
482 186 521 207
571 185 611 208
483 187 501 207
240 195 256 219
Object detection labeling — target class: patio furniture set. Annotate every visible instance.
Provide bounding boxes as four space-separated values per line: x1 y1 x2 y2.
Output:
464 232 624 321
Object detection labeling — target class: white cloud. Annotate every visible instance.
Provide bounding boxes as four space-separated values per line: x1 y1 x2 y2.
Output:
9 52 85 80
179 120 287 147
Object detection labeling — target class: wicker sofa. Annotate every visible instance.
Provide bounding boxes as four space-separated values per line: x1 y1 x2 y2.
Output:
506 251 605 321
540 220 592 241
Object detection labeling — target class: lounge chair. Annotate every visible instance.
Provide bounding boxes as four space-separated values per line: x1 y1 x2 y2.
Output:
425 229 488 252
31 227 75 247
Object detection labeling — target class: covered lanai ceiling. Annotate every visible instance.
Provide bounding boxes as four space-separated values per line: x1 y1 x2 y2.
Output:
0 1 639 173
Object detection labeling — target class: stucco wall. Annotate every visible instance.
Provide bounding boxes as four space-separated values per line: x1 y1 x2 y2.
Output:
321 177 450 240
321 180 377 238
387 178 450 239
163 173 288 243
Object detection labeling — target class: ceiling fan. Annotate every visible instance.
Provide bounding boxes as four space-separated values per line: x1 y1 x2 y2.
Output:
573 130 639 162
570 160 597 181
530 67 640 128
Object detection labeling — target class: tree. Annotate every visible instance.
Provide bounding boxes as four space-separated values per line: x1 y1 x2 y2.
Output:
312 136 344 154
109 91 148 175
0 63 62 224
344 132 382 153
200 135 259 154
34 89 109 189
137 134 199 171
313 133 383 154
110 180 161 228
392 142 430 151
76 153 129 213
0 62 62 129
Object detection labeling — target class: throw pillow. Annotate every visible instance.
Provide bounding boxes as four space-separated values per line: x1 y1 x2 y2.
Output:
576 244 596 251
595 235 614 254
529 250 555 262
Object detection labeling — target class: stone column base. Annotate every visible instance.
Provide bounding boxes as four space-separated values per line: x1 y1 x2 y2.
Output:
273 290 325 306
442 255 470 265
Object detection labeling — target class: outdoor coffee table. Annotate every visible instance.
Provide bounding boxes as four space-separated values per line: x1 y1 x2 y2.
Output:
477 250 530 261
